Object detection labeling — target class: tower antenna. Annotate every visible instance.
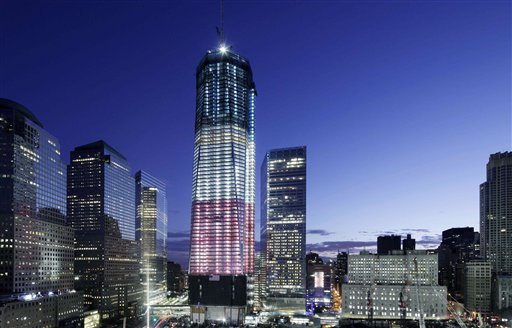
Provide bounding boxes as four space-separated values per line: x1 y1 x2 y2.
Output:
220 0 224 44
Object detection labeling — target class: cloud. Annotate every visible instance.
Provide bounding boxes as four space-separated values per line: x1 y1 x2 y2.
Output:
401 228 430 233
307 240 376 253
167 231 190 239
307 229 334 236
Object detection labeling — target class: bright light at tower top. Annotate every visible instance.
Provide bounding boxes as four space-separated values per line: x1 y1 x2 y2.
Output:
219 44 228 53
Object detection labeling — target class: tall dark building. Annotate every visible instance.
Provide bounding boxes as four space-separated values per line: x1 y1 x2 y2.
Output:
437 227 479 301
402 234 416 251
0 99 82 327
68 141 142 322
480 152 512 275
136 171 168 304
261 146 307 314
188 45 256 324
166 261 185 293
377 235 401 255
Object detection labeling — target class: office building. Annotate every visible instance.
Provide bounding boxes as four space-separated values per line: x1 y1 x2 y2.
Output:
332 251 348 312
135 171 168 304
402 234 416 251
437 227 480 301
464 260 492 315
68 141 142 322
377 235 401 255
167 261 185 293
480 152 512 274
342 251 447 321
261 146 307 315
253 252 267 312
188 45 256 324
0 98 82 327
306 253 331 313
493 275 512 311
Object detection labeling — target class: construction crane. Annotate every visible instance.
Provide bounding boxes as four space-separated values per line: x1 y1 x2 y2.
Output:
413 257 426 328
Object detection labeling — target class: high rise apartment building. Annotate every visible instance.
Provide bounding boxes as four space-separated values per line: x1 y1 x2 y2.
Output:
68 141 142 322
480 152 512 274
0 99 82 327
135 171 168 303
188 46 256 324
261 146 307 315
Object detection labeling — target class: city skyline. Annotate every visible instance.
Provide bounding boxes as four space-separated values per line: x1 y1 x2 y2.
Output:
1 1 511 267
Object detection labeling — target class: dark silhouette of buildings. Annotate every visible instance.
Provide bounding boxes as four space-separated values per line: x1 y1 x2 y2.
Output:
68 141 142 322
402 234 416 251
167 261 185 293
437 227 479 301
377 235 401 255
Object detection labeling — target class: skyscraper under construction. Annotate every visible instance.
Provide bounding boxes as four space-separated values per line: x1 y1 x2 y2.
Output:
188 44 256 324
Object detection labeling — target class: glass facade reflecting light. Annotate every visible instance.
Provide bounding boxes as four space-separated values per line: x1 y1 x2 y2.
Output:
261 146 307 314
67 140 141 321
135 171 168 303
188 47 256 323
0 98 82 327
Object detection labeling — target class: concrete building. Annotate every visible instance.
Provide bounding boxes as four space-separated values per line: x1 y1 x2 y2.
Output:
480 152 512 275
342 251 447 321
464 260 492 315
493 275 512 312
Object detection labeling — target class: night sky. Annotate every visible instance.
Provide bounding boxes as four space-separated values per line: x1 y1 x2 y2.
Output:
1 0 510 267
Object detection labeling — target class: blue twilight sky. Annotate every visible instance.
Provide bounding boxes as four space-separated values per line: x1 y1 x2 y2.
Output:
1 0 510 266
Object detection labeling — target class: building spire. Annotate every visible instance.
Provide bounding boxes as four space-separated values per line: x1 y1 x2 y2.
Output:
220 0 224 44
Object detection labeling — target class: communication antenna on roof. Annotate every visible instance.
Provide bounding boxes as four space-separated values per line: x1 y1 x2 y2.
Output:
216 0 227 53
216 0 225 44
220 0 224 44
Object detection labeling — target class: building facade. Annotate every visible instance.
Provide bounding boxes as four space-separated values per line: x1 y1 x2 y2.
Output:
377 235 401 255
167 261 186 294
480 152 512 275
306 253 331 313
493 275 512 312
188 46 256 324
135 171 168 304
437 227 479 301
261 146 307 315
0 98 82 327
342 251 447 321
68 141 142 322
464 260 492 315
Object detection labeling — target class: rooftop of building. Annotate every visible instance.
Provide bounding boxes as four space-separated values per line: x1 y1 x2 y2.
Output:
0 98 43 128
74 140 127 160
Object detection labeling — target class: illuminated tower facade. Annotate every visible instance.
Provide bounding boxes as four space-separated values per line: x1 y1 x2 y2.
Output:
68 141 142 322
188 46 256 324
0 99 82 327
261 146 307 314
135 171 168 304
480 152 512 274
